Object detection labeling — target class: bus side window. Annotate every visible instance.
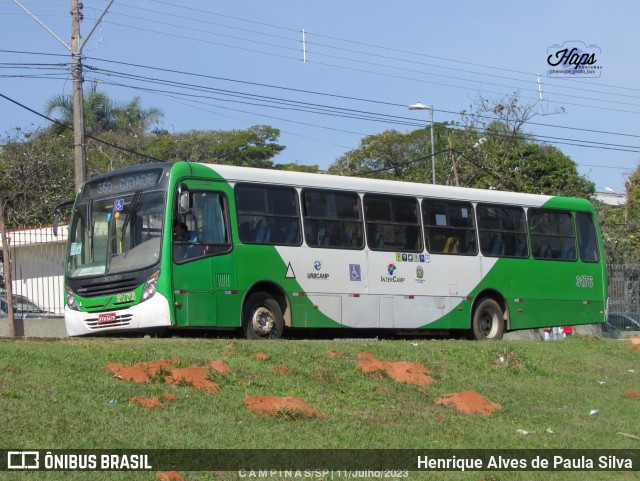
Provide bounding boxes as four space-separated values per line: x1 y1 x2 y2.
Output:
302 189 363 249
364 194 422 252
235 184 301 246
529 208 576 261
576 212 600 263
477 204 527 258
423 200 477 256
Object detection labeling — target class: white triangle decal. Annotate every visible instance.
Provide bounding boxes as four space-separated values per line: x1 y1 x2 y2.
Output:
285 262 296 279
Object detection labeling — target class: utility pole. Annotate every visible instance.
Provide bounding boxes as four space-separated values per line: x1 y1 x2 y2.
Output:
11 0 114 191
71 0 86 190
0 200 15 337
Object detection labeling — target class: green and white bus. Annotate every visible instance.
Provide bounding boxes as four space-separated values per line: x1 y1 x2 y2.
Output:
60 161 607 339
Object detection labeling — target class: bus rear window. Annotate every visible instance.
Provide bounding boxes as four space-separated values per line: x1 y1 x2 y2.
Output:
576 212 600 262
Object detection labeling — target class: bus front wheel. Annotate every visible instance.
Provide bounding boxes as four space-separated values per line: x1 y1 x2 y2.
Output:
243 293 284 340
472 298 505 340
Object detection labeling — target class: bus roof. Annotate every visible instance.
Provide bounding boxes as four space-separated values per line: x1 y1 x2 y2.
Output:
196 162 592 210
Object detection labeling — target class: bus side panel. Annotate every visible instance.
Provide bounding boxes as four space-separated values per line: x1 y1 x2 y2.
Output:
472 257 606 329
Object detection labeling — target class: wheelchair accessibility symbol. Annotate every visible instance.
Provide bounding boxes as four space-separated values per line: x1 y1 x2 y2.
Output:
349 264 361 281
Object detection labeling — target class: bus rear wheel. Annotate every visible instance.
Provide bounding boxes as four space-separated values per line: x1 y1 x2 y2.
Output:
472 298 505 340
243 293 284 340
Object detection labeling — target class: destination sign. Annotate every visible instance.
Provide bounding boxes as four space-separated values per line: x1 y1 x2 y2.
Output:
82 169 163 198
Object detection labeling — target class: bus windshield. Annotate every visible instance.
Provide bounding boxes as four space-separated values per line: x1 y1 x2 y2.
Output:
67 191 165 278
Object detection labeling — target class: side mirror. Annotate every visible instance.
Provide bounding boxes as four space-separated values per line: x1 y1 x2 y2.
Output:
177 183 190 214
52 200 74 236
178 192 190 214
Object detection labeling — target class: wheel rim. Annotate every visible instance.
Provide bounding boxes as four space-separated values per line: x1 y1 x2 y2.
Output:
479 309 499 338
250 306 276 337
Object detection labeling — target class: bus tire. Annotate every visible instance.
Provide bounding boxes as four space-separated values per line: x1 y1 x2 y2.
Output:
243 292 284 340
472 298 504 340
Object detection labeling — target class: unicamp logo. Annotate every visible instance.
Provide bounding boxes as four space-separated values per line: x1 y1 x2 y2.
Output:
547 41 602 78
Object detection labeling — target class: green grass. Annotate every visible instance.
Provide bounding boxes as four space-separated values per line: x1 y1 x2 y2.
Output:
0 335 638 481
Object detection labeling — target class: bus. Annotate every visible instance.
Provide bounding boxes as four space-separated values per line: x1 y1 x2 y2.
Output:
58 161 607 339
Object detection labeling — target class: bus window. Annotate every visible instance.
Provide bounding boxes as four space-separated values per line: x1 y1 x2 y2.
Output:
173 191 231 262
477 204 528 258
528 209 577 261
302 189 363 249
364 194 423 252
235 184 301 246
422 199 477 255
576 212 600 262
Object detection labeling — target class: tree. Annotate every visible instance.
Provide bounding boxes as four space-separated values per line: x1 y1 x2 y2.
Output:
328 128 439 182
597 163 640 265
143 125 285 168
0 128 74 227
45 82 162 137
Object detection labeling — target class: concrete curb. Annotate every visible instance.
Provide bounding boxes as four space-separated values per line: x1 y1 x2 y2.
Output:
0 317 67 338
1 318 636 340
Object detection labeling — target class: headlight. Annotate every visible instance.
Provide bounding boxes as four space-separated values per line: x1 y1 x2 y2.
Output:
65 284 78 310
141 271 160 302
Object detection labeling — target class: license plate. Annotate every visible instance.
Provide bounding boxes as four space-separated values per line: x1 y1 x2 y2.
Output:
97 313 117 325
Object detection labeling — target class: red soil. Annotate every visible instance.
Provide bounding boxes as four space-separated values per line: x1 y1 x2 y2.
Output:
244 395 325 418
209 360 231 374
129 396 165 409
253 353 269 360
156 472 185 481
107 359 220 393
623 389 640 400
129 393 179 409
272 364 290 374
106 358 181 383
164 367 221 393
356 351 434 385
435 390 502 415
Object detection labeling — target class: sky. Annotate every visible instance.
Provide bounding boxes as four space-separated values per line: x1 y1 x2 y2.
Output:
0 0 638 194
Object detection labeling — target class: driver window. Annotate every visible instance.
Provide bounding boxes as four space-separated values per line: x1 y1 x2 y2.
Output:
173 190 231 262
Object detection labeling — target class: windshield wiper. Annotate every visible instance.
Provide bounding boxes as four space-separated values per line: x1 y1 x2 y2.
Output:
120 190 142 246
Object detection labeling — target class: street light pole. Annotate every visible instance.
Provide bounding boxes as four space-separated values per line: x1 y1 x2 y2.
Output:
408 102 436 184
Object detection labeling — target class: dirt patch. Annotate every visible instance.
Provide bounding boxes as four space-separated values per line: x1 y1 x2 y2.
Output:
156 472 185 481
327 349 341 357
129 393 179 409
435 390 502 415
164 367 221 393
272 364 290 374
129 396 166 409
108 359 220 393
356 352 434 385
209 360 231 374
106 358 181 384
244 395 324 418
253 353 269 361
623 389 640 400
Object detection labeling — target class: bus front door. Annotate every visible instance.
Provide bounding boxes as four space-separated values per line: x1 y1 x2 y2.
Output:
171 188 235 327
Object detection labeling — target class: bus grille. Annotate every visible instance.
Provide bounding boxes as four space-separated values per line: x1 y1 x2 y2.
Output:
84 313 133 330
75 277 141 297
